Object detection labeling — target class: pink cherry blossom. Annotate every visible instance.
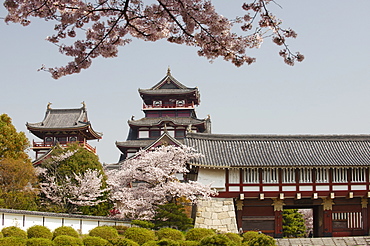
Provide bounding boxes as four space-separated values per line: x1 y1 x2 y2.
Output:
3 0 303 79
107 145 217 220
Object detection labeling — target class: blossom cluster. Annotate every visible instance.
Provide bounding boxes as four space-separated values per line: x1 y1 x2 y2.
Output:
107 145 217 220
39 169 108 210
4 0 303 79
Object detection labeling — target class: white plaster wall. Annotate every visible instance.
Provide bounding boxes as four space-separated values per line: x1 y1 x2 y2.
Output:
44 217 63 232
24 215 43 228
197 168 225 189
0 211 130 234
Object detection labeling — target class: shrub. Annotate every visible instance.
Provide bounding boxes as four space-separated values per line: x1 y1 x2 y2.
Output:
2 226 27 239
109 238 140 246
243 234 276 246
199 234 236 246
123 227 156 245
241 232 259 243
224 233 242 245
157 239 180 246
27 225 53 240
53 226 79 239
141 241 158 246
156 228 184 241
152 203 193 231
0 231 3 238
0 236 26 245
83 236 109 246
178 241 199 246
89 226 118 240
53 235 83 246
132 220 155 229
112 225 129 235
26 238 55 246
185 228 215 241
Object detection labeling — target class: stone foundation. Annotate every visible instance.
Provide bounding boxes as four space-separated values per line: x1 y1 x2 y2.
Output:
194 198 238 233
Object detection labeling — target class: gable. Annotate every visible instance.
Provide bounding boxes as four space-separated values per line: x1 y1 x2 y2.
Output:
158 79 180 89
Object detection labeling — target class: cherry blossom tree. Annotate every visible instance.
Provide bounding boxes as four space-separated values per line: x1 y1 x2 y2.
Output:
298 208 313 236
37 144 111 215
38 168 109 213
107 145 217 220
3 0 303 79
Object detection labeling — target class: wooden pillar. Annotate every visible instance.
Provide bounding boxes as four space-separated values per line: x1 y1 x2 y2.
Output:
322 197 334 237
274 210 283 238
272 199 284 238
236 199 243 233
362 198 368 235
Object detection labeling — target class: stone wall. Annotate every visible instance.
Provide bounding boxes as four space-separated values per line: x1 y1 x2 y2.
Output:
194 198 238 233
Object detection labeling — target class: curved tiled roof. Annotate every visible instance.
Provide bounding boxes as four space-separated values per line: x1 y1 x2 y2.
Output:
139 88 198 95
184 133 370 168
138 69 200 104
116 139 154 148
27 108 89 129
116 138 186 149
27 105 102 139
128 116 207 127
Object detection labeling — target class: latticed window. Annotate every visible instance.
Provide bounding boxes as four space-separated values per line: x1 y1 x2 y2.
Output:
282 168 295 183
262 168 279 184
299 168 312 183
244 168 259 183
316 168 329 183
332 167 348 183
332 212 363 229
352 167 366 183
228 169 240 184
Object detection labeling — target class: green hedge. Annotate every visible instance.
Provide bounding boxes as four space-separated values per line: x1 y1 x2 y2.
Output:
123 227 156 245
185 228 215 241
156 239 180 246
53 226 79 239
109 238 141 246
89 226 119 240
0 236 26 245
83 236 110 246
26 237 55 246
27 225 53 240
53 235 83 246
199 234 236 246
156 228 184 241
242 234 276 246
224 233 242 246
178 241 199 246
2 226 27 239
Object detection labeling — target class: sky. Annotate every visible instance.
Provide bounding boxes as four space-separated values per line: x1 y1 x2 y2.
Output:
1 1 370 164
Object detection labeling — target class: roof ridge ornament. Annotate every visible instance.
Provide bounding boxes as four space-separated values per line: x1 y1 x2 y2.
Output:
47 102 52 110
81 101 86 109
167 66 171 76
187 124 193 133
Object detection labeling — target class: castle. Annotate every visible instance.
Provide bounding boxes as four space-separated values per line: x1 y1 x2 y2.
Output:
28 70 370 237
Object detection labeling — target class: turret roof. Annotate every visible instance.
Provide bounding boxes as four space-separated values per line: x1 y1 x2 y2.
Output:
26 103 102 140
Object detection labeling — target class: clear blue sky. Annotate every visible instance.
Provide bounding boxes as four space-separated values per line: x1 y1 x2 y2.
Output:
1 1 370 164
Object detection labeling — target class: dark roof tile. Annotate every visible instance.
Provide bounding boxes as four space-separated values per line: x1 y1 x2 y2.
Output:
184 133 370 168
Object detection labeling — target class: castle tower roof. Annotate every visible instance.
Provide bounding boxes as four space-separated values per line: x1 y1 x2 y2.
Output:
26 103 102 140
138 68 200 105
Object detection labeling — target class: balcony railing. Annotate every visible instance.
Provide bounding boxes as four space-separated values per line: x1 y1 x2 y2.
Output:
32 140 96 153
143 102 195 109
